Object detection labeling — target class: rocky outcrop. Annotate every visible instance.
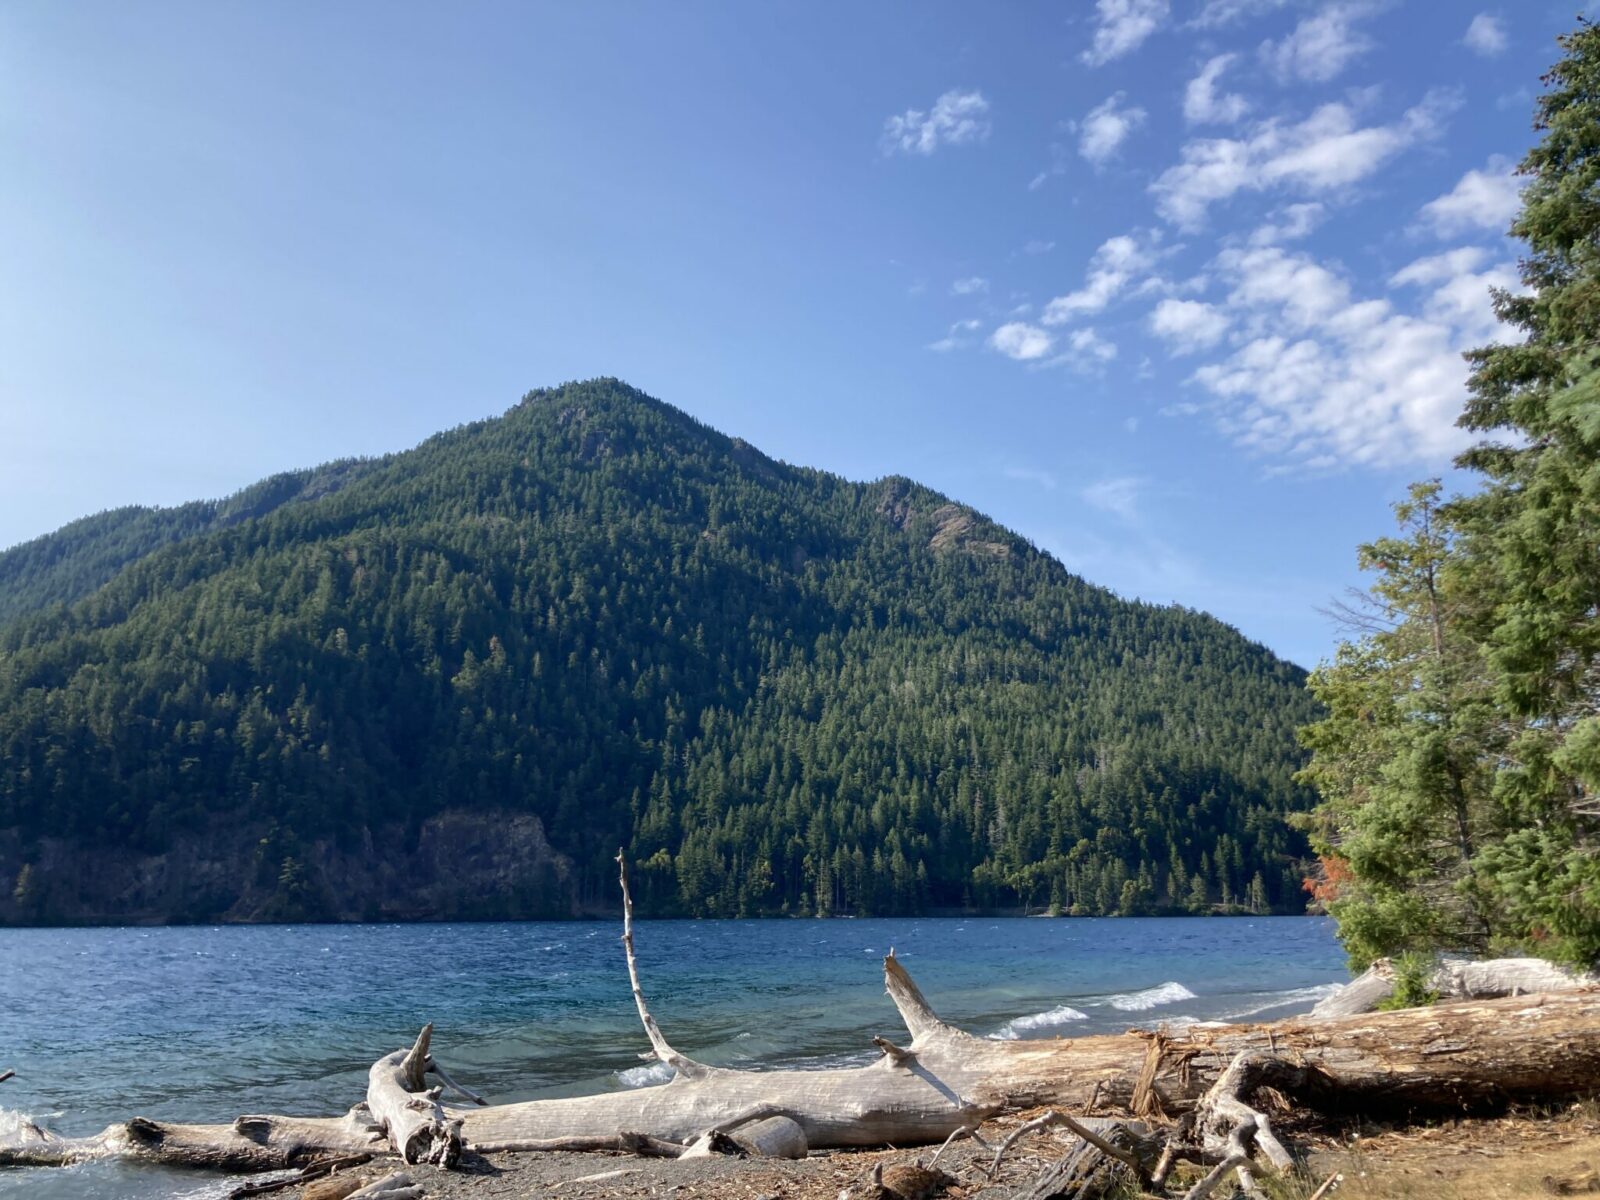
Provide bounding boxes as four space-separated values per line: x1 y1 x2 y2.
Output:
0 809 575 926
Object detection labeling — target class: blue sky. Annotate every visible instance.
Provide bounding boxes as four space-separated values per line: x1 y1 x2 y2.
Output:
0 2 1576 667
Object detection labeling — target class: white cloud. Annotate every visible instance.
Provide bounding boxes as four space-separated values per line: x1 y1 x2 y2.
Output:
1004 465 1058 489
1260 3 1375 84
1023 239 1056 255
1248 202 1326 246
882 90 992 156
1028 143 1071 191
927 318 985 353
1081 476 1145 521
1390 247 1519 345
1069 328 1118 362
1191 0 1290 29
950 276 990 295
989 322 1055 361
1150 298 1232 353
1178 244 1520 469
1151 92 1452 229
1419 156 1520 236
1184 55 1251 125
1083 0 1169 66
1078 93 1148 165
1042 235 1155 325
1464 13 1508 56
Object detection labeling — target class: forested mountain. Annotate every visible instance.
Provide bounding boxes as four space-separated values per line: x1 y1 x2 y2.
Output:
0 380 1319 923
0 459 379 626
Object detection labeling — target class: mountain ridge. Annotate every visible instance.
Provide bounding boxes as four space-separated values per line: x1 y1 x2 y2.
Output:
0 379 1318 923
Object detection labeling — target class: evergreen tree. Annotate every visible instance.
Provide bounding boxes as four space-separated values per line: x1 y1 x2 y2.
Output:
1301 22 1600 968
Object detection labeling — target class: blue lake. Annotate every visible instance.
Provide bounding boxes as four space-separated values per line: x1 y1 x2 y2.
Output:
0 916 1346 1198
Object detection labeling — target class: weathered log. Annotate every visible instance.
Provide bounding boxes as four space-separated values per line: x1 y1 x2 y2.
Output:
366 1024 462 1166
8 855 1600 1185
729 1115 809 1159
0 1106 385 1170
1311 956 1596 1018
227 1153 374 1199
5 959 1599 1175
346 1172 423 1200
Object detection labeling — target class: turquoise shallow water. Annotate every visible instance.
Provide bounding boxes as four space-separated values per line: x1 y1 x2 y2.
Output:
0 916 1345 1198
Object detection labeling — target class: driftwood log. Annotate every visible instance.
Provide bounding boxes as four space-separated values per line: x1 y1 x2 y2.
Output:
1310 955 1596 1019
3 856 1598 1178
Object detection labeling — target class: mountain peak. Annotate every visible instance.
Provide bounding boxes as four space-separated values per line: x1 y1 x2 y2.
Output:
0 383 1315 925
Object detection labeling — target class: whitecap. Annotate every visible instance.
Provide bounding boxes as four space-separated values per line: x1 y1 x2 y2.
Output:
1220 983 1342 1021
0 1107 53 1140
616 1061 675 1088
1105 982 1198 1011
991 1004 1091 1040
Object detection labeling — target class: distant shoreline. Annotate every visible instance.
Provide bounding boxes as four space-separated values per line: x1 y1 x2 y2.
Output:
0 909 1325 931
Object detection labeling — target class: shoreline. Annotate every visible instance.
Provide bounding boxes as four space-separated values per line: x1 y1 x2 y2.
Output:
0 910 1327 931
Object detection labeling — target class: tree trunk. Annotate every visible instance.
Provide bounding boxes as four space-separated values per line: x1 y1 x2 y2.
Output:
5 952 1598 1176
1310 956 1596 1018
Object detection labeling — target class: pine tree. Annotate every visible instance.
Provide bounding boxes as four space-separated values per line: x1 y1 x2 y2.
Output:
1300 21 1600 968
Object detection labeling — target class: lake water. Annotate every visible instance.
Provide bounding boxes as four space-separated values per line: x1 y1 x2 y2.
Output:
1 916 1346 1198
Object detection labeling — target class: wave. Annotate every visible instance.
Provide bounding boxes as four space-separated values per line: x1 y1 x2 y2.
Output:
992 1004 1091 1040
1220 983 1342 1021
615 1061 675 1088
1105 981 1198 1011
0 1107 63 1139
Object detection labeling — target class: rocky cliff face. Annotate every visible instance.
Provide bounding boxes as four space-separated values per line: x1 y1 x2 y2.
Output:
0 809 576 925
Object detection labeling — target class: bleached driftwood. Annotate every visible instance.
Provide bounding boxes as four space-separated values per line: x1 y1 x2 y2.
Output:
9 965 1600 1176
1311 955 1596 1018
366 1024 461 1166
5 854 1600 1178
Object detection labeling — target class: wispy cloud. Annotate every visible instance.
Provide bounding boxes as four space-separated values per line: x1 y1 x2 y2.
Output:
1028 142 1071 192
1004 465 1058 489
927 318 985 353
1078 93 1148 165
1083 0 1169 66
882 90 992 156
1023 239 1056 255
1418 156 1520 236
988 322 1055 361
1151 92 1455 229
1248 202 1326 246
950 276 990 296
1260 3 1376 84
1081 476 1145 521
1054 328 1120 371
1464 13 1508 56
1042 234 1156 324
1184 55 1251 125
1390 246 1519 345
1190 0 1290 29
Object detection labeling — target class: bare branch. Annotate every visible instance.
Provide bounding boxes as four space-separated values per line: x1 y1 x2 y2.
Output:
615 850 712 1080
